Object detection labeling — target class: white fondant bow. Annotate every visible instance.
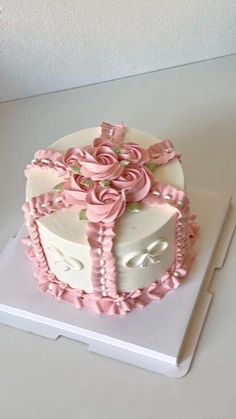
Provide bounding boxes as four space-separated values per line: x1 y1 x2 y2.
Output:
125 239 168 269
46 245 84 272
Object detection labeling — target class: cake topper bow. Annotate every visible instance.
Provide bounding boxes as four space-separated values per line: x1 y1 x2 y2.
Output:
125 239 169 269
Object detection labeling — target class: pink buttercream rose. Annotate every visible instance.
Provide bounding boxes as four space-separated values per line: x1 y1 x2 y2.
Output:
63 175 92 206
63 148 82 167
78 144 123 181
118 142 149 165
86 186 126 223
112 166 153 202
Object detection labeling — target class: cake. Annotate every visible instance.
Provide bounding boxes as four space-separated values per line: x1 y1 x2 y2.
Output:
22 122 198 315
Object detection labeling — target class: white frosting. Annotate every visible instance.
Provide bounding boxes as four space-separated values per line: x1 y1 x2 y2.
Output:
26 127 184 292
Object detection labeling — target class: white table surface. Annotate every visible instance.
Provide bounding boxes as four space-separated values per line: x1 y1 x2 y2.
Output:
0 54 236 419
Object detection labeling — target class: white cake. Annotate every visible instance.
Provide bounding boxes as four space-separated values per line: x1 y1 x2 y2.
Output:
23 123 197 315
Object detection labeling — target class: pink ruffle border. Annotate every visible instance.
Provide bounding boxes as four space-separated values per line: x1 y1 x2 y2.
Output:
22 184 199 316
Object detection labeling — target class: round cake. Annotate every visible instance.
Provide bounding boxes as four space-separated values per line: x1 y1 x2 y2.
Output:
23 123 198 315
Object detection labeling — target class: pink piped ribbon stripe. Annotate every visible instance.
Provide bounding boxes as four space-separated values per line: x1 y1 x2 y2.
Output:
25 124 179 179
86 221 117 298
94 122 126 146
22 122 199 315
148 139 182 165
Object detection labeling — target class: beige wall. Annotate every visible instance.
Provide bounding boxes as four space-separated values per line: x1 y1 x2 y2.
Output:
1 0 236 102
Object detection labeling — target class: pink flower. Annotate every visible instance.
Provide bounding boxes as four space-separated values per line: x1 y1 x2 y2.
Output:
63 148 82 166
63 175 92 206
118 142 149 165
86 186 126 223
78 144 123 181
112 166 153 202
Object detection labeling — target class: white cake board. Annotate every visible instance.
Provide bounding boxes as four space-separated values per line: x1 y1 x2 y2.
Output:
0 186 235 378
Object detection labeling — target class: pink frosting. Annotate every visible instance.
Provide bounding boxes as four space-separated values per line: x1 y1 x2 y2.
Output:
63 175 92 206
94 122 125 146
22 180 199 315
148 140 181 165
87 222 118 298
22 122 199 315
78 144 124 181
118 142 149 165
112 166 153 202
86 186 126 223
25 149 67 178
63 148 82 166
145 182 186 206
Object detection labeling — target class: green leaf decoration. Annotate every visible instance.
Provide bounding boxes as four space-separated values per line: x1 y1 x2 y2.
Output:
70 165 81 174
80 178 93 187
79 209 88 221
112 146 121 155
120 159 130 167
127 202 142 213
145 161 157 172
53 182 65 192
99 180 111 188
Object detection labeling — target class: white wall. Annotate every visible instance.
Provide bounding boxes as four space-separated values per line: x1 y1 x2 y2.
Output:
1 0 236 102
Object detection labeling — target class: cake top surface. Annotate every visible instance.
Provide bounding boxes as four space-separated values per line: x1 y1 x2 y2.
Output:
26 124 184 246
